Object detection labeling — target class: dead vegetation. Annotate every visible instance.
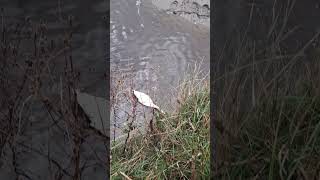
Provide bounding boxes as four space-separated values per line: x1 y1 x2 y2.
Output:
213 0 320 179
0 10 108 180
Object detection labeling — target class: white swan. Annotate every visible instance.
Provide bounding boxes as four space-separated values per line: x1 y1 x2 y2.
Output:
133 90 165 114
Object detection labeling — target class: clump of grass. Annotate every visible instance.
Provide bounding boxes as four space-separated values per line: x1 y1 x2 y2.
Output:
214 40 320 179
213 0 320 178
215 83 320 179
111 75 210 179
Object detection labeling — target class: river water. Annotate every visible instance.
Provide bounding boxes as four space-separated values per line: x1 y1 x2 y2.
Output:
0 0 108 179
0 0 209 178
110 0 210 141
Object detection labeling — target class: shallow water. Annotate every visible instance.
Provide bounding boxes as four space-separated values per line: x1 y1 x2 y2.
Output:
110 0 209 140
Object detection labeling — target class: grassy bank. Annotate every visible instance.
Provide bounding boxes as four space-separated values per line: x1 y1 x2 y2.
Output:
215 73 320 179
213 3 320 178
111 80 210 179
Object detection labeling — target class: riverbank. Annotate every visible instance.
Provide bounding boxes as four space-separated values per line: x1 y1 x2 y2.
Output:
111 75 210 179
110 0 210 141
150 0 210 27
211 1 320 176
213 44 320 179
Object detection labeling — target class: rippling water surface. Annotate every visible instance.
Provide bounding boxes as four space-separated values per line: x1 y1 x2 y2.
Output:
110 0 210 140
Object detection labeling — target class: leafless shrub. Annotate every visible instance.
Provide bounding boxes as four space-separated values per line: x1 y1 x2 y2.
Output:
0 9 108 180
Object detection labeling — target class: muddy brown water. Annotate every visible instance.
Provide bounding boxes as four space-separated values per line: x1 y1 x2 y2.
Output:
110 0 209 141
0 0 209 179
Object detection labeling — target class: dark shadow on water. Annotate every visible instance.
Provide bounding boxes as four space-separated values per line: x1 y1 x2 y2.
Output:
0 0 109 179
